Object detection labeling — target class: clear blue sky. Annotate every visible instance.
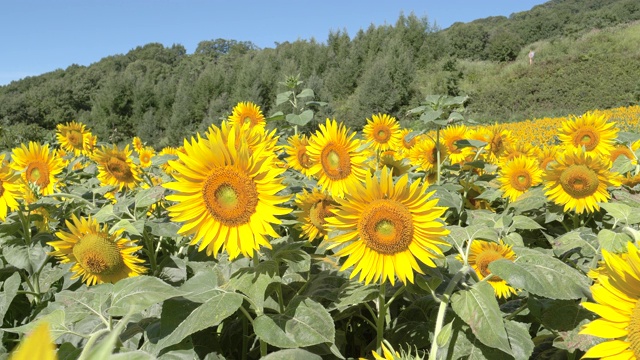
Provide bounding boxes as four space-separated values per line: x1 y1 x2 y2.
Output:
0 0 547 86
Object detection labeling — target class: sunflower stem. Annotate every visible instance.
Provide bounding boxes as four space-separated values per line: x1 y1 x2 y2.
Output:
17 208 32 246
429 268 466 360
376 282 387 355
242 315 248 360
572 212 580 229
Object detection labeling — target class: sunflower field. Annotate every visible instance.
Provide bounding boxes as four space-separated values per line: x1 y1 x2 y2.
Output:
1 97 640 360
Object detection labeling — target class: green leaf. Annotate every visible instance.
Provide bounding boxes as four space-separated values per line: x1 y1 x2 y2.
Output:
135 186 165 208
93 204 117 222
600 202 640 225
550 228 597 257
456 139 487 148
154 292 243 352
266 111 285 122
286 110 314 126
228 260 280 312
488 248 590 299
179 267 223 303
598 229 632 253
254 298 335 348
261 349 323 360
110 351 156 360
297 88 314 98
451 281 511 354
276 91 293 106
419 110 443 123
109 276 185 316
448 112 465 121
110 219 143 236
447 225 498 250
147 220 181 238
505 320 534 360
437 321 454 347
510 215 543 230
3 243 47 274
0 273 21 320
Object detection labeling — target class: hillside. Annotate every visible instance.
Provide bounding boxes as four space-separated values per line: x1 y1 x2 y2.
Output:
1 0 639 149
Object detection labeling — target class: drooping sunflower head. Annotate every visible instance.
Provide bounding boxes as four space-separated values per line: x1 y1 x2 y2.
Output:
465 240 518 299
10 142 65 196
138 147 155 168
284 133 314 177
486 124 514 164
537 144 559 170
557 111 618 157
498 142 538 167
326 167 450 285
228 101 266 129
91 144 141 191
610 144 636 164
294 188 338 242
441 124 473 165
306 119 369 198
0 155 22 221
56 121 90 156
398 129 419 157
580 242 640 359
362 113 402 152
498 156 543 202
408 137 448 174
48 215 146 286
164 131 292 260
373 153 412 177
158 146 180 175
543 148 622 214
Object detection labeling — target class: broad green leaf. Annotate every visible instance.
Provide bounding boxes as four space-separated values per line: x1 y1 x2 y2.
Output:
276 91 293 105
147 220 181 238
529 298 593 332
448 112 465 121
598 229 632 253
553 319 602 352
419 109 443 123
296 88 314 98
179 267 223 303
135 186 165 208
154 292 243 352
254 298 335 348
3 243 47 274
510 215 543 230
266 111 285 122
600 202 640 225
505 320 534 360
489 248 590 299
451 282 511 354
286 110 314 126
508 187 547 214
0 273 21 320
550 228 597 257
447 225 498 250
228 260 280 312
93 204 116 222
110 219 142 236
437 321 454 347
109 276 185 316
5 309 66 339
110 351 156 360
262 349 323 360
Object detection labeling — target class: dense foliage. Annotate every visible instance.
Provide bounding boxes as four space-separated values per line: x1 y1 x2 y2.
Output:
1 0 640 151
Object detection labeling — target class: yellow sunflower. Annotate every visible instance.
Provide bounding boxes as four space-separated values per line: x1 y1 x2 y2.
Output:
537 145 559 170
138 147 155 168
91 144 141 191
544 148 621 214
465 240 518 299
294 189 338 241
371 343 400 360
47 215 145 286
228 101 266 129
486 124 513 164
441 124 473 165
132 136 144 152
10 142 64 196
307 119 369 199
212 120 279 160
498 142 538 166
84 133 98 154
397 128 419 158
325 167 450 285
0 155 22 221
408 137 448 174
580 242 640 359
56 121 90 156
498 156 543 202
158 146 180 175
164 130 292 260
8 322 56 360
362 113 402 153
374 152 412 177
610 144 636 164
284 133 314 177
557 111 618 158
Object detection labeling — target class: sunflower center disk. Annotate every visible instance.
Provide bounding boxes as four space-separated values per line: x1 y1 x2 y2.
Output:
202 166 258 227
298 149 311 169
559 164 599 198
628 302 640 357
26 162 50 188
309 200 332 230
72 233 124 275
375 127 390 143
359 200 413 255
573 128 599 151
475 250 504 281
68 130 83 148
106 156 134 182
320 143 352 180
511 171 532 192
0 180 4 197
243 116 253 125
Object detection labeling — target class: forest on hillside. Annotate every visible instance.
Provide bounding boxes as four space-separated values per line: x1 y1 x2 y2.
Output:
1 0 639 149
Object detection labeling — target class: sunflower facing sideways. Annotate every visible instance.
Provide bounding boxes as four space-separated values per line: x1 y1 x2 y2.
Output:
47 215 145 286
56 121 90 156
228 101 266 129
544 148 621 214
464 240 518 299
580 242 640 359
91 144 141 191
0 155 22 221
362 113 402 153
294 188 338 242
11 142 65 196
557 111 618 158
498 156 543 202
283 133 314 177
325 167 450 285
164 126 291 260
307 119 369 198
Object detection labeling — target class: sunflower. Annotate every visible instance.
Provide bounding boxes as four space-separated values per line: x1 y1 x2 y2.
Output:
8 322 56 360
498 142 538 166
84 133 98 154
0 155 22 221
486 124 513 164
325 167 450 285
132 136 144 152
610 144 636 164
91 144 141 191
138 147 155 168
212 120 279 160
557 111 618 158
498 156 543 202
441 124 473 165
228 101 266 129
284 134 314 177
48 215 145 286
537 145 559 170
465 240 518 299
164 130 292 260
375 152 412 177
307 119 369 199
10 142 64 196
397 128 419 158
371 343 400 360
580 242 640 359
362 113 402 153
294 189 338 241
56 121 90 156
158 146 180 175
544 148 621 214
408 137 448 174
